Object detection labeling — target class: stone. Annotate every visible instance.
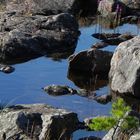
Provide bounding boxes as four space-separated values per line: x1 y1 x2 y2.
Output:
0 104 79 140
94 94 112 104
68 49 113 76
5 0 98 17
43 84 77 96
0 13 79 62
109 36 140 98
0 64 15 73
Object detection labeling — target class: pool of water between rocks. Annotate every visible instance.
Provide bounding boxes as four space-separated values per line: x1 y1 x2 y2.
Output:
0 23 139 139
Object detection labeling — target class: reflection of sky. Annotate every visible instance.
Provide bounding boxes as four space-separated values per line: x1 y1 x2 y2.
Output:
0 23 139 139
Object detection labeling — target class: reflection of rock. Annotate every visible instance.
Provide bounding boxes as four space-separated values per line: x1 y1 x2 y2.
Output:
0 104 79 140
0 64 15 73
45 46 76 61
109 36 140 98
0 12 79 62
68 49 113 76
67 69 108 92
92 33 121 40
43 84 77 96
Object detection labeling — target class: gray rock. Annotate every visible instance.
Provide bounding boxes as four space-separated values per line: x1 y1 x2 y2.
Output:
0 13 79 62
0 104 79 140
109 36 140 98
68 49 113 76
5 0 98 17
43 84 77 96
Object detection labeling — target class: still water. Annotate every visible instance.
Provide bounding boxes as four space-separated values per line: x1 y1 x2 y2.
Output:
0 23 139 139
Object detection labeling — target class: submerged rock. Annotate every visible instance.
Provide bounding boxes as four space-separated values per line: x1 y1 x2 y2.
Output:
43 85 77 96
0 12 79 62
0 104 79 140
109 36 140 98
68 49 113 76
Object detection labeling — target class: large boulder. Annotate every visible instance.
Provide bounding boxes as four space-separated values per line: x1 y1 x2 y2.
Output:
109 36 140 98
0 104 79 140
0 13 79 62
5 0 98 16
68 49 113 77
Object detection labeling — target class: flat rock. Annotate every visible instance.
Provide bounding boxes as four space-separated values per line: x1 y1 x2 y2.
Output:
0 104 79 140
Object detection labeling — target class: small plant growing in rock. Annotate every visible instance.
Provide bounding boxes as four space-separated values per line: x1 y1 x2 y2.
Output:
88 98 139 136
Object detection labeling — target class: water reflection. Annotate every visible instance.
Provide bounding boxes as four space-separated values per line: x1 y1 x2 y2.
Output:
67 69 108 96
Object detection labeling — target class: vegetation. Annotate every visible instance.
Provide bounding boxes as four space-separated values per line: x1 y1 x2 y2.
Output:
88 98 139 134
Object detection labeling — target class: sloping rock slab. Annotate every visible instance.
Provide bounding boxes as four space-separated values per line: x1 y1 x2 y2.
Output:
109 36 140 98
69 49 113 76
0 104 79 140
0 13 79 61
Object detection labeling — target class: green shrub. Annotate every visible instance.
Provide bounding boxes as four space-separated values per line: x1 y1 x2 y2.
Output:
88 98 139 132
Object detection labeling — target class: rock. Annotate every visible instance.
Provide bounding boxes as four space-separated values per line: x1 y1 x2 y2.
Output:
0 13 79 62
120 0 140 10
0 64 15 73
5 0 98 17
102 110 140 140
92 33 135 46
92 33 121 40
109 36 140 98
98 0 128 17
43 84 77 96
94 94 112 104
0 104 79 140
91 42 108 49
79 136 101 140
68 49 113 76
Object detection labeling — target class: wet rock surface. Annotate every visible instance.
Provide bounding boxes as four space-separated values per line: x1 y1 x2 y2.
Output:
68 49 113 76
109 36 140 98
0 104 79 140
67 69 108 93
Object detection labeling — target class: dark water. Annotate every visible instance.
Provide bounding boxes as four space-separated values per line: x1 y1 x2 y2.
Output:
0 23 139 139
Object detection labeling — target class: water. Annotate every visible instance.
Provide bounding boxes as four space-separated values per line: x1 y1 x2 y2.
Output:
0 23 139 139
